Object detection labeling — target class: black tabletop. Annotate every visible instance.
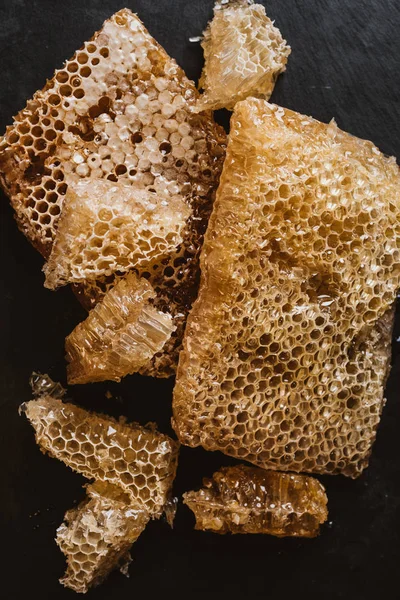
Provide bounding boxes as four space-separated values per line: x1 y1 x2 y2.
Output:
1 1 399 599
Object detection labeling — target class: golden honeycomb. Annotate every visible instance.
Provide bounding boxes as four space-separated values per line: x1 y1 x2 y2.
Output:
196 0 290 112
173 98 400 478
184 465 328 537
0 8 226 377
56 482 149 593
24 395 179 516
44 179 191 289
65 273 175 384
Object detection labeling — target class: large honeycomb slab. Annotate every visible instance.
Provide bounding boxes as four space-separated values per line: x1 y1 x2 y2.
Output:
57 482 149 594
184 465 328 537
0 8 226 377
44 179 191 289
65 273 175 384
24 396 179 516
173 99 400 478
196 0 290 112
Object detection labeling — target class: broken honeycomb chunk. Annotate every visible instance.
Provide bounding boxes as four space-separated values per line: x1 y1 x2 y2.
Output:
30 371 66 399
196 0 290 112
44 179 191 289
0 8 225 257
24 395 179 516
0 8 226 378
65 273 175 384
56 482 149 594
184 465 328 537
173 99 400 478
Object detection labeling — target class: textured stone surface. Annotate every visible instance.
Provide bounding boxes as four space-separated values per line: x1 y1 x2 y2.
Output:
66 273 175 384
184 465 328 537
174 98 400 478
196 0 290 111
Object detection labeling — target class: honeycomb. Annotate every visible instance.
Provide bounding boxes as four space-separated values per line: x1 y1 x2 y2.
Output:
24 395 179 516
183 465 328 537
44 179 191 289
173 99 400 478
56 482 149 593
0 8 226 377
65 273 175 384
30 371 66 399
196 0 290 112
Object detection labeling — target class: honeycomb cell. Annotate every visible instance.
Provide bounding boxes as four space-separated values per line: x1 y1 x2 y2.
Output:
196 0 290 112
0 8 226 377
66 273 175 384
44 179 191 289
173 99 400 478
57 482 149 593
24 395 179 516
184 465 328 537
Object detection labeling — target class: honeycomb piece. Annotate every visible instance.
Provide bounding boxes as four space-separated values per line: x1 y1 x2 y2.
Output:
0 8 225 259
44 179 191 289
65 273 175 384
56 482 149 594
24 396 179 516
29 371 66 399
183 465 328 537
0 8 226 378
173 99 400 478
72 273 191 379
196 0 290 112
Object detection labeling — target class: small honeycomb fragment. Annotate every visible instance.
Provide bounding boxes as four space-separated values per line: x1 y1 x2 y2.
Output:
29 371 66 399
44 179 191 289
0 8 226 377
65 273 175 384
173 99 400 478
183 465 328 537
24 396 179 516
56 482 149 594
196 0 290 112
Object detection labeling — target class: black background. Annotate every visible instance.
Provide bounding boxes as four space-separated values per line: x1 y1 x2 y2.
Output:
1 1 400 599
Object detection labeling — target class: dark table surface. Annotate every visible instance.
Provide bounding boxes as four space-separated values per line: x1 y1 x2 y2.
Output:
1 1 399 599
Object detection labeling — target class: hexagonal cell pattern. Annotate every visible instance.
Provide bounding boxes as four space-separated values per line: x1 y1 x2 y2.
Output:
184 465 328 537
0 8 225 257
65 273 175 384
196 0 290 112
56 482 149 593
44 179 191 289
173 99 400 478
0 8 226 377
24 396 179 516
